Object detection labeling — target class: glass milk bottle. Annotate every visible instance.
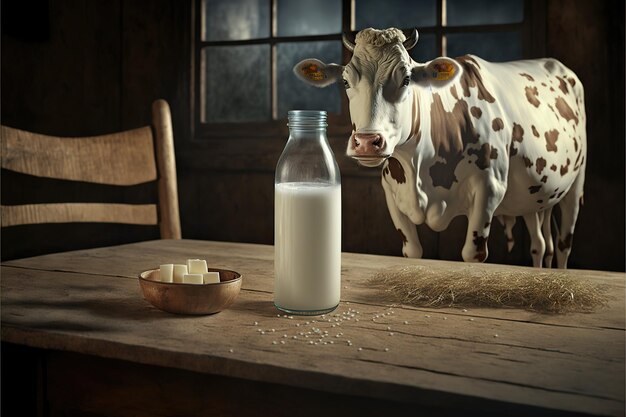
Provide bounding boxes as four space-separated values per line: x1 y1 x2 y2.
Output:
274 110 341 315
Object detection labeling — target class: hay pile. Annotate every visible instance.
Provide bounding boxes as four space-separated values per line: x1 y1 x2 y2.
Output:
369 265 608 313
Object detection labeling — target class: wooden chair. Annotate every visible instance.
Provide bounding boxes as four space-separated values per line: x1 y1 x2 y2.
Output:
1 99 181 247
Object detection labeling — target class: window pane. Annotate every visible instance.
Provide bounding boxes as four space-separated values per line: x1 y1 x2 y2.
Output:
277 41 342 119
446 32 522 62
447 0 523 26
203 45 270 123
277 0 341 37
356 0 436 30
203 0 269 41
409 33 437 63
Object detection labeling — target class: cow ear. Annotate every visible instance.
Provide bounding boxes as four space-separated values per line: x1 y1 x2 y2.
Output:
293 58 344 88
411 57 461 87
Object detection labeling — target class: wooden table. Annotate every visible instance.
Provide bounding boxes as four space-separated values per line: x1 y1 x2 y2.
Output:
1 240 624 416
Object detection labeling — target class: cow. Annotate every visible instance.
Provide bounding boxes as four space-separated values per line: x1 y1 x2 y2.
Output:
294 27 586 268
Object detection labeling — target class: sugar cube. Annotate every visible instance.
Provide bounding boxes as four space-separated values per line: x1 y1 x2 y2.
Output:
187 259 208 274
159 264 174 282
172 264 188 283
203 271 220 284
183 273 203 284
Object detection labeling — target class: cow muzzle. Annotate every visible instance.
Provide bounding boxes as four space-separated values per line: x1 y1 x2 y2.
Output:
348 133 389 167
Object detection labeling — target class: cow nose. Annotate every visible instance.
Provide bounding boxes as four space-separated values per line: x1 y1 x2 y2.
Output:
353 133 386 156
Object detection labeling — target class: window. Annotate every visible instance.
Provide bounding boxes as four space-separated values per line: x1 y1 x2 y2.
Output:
194 0 540 138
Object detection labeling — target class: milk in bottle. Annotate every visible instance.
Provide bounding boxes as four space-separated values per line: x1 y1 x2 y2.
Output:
274 111 341 315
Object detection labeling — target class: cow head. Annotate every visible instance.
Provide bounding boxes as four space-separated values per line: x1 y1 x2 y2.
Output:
294 28 462 167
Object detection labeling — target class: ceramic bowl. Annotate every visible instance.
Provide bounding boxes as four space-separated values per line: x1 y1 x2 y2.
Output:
138 268 242 315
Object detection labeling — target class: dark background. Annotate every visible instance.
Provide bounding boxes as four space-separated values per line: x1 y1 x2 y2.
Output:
1 0 624 271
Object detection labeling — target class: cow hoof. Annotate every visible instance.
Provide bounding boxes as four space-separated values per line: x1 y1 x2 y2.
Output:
403 244 423 259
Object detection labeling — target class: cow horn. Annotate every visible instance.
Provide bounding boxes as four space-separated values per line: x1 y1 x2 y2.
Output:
342 32 355 52
403 29 419 50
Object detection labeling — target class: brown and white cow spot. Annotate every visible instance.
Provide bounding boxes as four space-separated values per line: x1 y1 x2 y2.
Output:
512 123 524 142
472 231 488 262
568 77 576 87
550 164 557 171
492 118 504 131
519 73 534 81
522 156 533 168
387 157 406 184
528 185 542 194
558 232 574 251
573 136 579 152
509 122 524 156
541 175 548 183
556 76 569 94
535 157 547 174
450 85 459 100
532 125 540 138
429 94 480 189
467 143 498 170
525 86 540 107
555 97 579 125
456 55 496 103
544 129 559 152
470 106 482 119
547 104 559 121
560 158 570 176
430 94 480 154
574 150 583 170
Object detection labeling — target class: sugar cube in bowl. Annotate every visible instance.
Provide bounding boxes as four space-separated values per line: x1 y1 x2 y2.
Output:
139 266 241 315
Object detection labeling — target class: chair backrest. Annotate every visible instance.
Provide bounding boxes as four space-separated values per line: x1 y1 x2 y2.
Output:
1 99 181 240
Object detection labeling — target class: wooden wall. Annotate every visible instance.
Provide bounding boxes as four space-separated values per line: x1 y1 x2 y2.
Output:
1 0 624 271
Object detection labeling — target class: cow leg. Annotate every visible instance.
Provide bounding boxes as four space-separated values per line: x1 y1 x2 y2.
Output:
556 170 585 269
382 178 422 258
523 213 545 268
498 215 517 252
542 207 554 268
461 178 504 263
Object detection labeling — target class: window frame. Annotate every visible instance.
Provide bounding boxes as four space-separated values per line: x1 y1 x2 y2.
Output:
191 0 545 141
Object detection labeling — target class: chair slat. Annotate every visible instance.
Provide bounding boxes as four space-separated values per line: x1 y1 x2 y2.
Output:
1 203 158 227
1 126 157 185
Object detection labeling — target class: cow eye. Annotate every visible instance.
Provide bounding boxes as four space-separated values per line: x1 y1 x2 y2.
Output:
343 79 350 89
402 76 411 87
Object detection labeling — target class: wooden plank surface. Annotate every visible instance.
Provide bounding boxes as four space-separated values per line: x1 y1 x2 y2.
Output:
2 240 624 416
